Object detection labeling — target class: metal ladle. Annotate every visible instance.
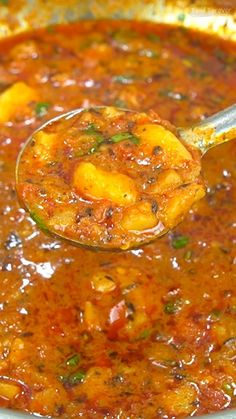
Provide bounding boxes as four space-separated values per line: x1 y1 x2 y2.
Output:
15 103 236 250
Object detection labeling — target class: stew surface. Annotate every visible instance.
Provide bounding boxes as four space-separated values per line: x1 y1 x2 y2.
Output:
17 106 204 250
0 20 235 418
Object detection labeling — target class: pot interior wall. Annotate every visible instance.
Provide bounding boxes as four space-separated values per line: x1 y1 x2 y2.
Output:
0 0 235 39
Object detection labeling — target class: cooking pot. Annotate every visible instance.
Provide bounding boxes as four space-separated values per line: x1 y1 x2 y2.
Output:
0 1 235 418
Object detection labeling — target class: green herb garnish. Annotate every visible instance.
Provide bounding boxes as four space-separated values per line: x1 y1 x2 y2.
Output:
112 75 135 84
164 301 179 315
114 99 127 108
46 25 56 34
209 309 221 321
110 132 140 145
159 89 187 100
138 329 151 340
66 354 80 367
59 370 86 387
83 123 98 134
172 235 189 249
147 33 160 42
35 102 50 118
140 49 158 58
0 0 8 5
83 124 104 143
74 124 105 157
178 13 186 22
68 371 86 385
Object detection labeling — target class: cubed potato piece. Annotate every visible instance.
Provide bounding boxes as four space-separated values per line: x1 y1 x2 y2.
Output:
116 266 140 290
30 387 66 415
212 315 236 345
0 81 38 122
148 169 182 195
0 381 21 400
162 183 205 228
146 342 178 366
84 301 101 331
125 311 149 335
9 338 25 365
102 106 124 119
134 124 192 164
121 201 158 231
33 130 57 162
82 367 112 401
91 272 116 293
73 162 137 205
161 383 198 416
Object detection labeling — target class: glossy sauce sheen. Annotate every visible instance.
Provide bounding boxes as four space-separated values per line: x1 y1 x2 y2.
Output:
0 21 235 418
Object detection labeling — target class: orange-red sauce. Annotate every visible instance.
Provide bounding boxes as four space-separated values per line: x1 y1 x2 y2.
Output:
0 20 235 418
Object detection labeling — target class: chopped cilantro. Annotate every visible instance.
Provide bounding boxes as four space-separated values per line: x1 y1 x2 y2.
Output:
110 132 139 145
209 309 221 321
59 370 86 387
164 301 179 315
66 354 80 367
74 124 105 156
68 370 86 385
147 33 160 42
138 329 151 340
112 75 135 84
159 89 187 100
83 124 104 143
114 99 127 108
83 123 98 134
46 25 56 34
139 49 158 58
172 235 189 249
35 102 50 118
178 13 186 22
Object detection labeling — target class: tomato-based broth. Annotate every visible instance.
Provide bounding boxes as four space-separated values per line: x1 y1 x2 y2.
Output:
0 20 235 418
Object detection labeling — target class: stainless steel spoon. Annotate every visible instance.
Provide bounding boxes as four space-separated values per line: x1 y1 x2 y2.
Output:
178 103 236 154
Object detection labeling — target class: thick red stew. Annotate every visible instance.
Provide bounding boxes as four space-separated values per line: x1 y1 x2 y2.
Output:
0 20 236 418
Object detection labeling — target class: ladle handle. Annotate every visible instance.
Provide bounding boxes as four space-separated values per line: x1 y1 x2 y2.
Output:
178 103 236 154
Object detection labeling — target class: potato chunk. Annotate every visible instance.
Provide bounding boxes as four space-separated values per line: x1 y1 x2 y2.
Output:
148 169 182 194
161 383 198 416
84 301 101 331
73 162 137 205
121 202 158 231
91 272 116 293
0 381 21 400
162 183 205 228
33 131 57 162
0 81 38 122
134 124 192 164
